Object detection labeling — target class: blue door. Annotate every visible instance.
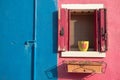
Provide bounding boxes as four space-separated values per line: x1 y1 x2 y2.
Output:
0 0 34 80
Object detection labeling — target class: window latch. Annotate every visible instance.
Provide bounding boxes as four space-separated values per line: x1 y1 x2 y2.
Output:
60 27 64 36
101 28 107 40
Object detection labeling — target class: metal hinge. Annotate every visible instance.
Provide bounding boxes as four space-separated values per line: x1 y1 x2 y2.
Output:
24 40 36 46
60 27 64 36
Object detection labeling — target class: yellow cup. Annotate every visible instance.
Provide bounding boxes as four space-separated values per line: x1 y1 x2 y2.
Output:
78 41 89 51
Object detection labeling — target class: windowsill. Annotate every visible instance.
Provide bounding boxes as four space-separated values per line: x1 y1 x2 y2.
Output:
70 47 95 51
61 51 106 58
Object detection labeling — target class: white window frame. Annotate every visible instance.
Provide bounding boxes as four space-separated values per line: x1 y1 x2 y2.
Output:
61 4 104 9
60 4 106 58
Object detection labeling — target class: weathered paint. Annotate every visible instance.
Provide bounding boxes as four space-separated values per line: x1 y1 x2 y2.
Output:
58 9 69 51
58 0 120 80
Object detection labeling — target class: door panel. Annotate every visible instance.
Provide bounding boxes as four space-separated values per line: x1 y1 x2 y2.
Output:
0 0 34 80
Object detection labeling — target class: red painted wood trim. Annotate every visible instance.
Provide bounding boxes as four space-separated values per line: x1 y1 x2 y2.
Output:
99 9 107 52
68 10 70 51
58 9 69 51
64 9 69 51
94 10 99 51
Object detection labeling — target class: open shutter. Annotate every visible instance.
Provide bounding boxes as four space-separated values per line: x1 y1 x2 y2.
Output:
94 10 99 51
58 9 69 51
99 9 107 52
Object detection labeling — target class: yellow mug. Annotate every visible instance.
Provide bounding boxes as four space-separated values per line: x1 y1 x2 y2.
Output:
78 41 89 51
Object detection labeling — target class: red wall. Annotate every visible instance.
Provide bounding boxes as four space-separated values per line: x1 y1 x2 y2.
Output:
58 0 120 80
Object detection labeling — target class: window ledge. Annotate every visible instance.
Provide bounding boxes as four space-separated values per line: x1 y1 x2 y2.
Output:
61 51 106 58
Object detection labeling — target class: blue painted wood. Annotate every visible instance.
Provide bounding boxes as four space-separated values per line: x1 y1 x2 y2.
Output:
36 0 58 80
0 0 34 80
0 0 58 79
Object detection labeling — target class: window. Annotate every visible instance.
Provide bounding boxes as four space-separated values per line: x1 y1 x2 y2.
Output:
58 4 107 57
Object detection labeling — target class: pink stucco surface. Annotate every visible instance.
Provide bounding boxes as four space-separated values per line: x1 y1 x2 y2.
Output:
58 0 120 80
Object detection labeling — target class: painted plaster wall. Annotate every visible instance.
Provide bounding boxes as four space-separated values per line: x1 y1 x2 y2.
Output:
36 0 58 80
58 0 120 80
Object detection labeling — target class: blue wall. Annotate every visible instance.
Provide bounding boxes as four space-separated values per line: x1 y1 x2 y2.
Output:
0 0 58 80
36 0 58 80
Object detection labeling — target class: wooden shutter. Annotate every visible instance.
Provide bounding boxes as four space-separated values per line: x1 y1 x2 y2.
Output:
94 10 99 51
58 9 69 51
99 9 107 52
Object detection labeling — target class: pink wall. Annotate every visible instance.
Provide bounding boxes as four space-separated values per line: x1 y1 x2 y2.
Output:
58 0 120 80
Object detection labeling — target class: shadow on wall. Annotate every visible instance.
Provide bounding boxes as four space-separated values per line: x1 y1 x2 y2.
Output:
45 65 58 79
44 11 58 78
58 63 96 80
52 11 58 54
45 63 96 80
